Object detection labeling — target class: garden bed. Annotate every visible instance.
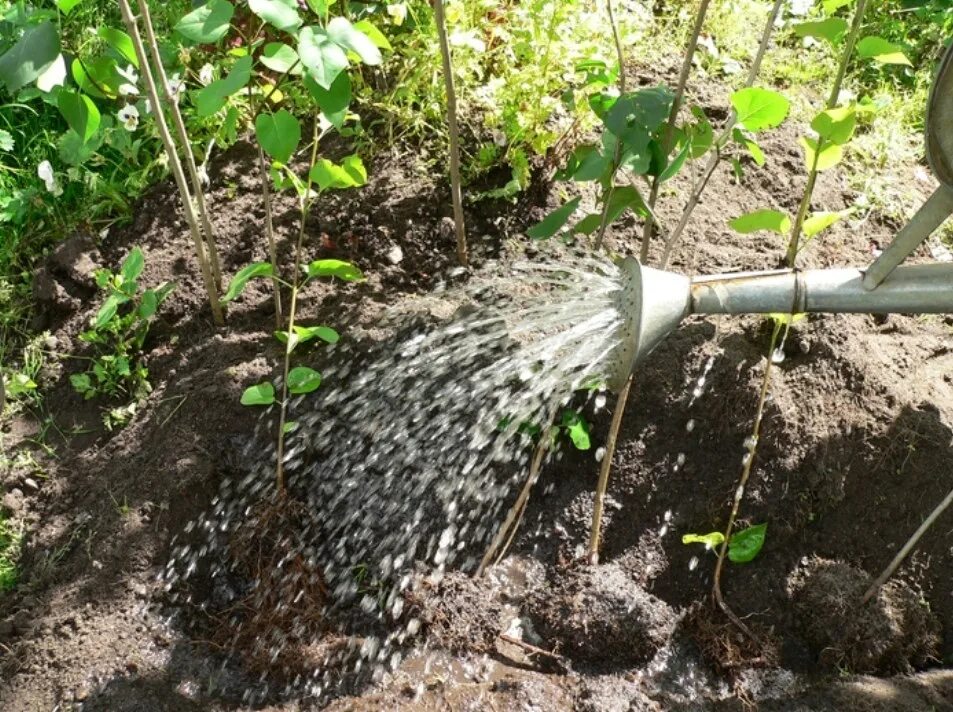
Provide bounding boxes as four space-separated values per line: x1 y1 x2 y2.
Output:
2 66 953 710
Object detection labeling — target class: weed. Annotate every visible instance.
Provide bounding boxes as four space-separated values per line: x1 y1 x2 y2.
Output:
69 247 173 427
0 510 22 592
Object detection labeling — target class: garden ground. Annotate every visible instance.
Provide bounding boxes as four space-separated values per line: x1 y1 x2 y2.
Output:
2 58 953 710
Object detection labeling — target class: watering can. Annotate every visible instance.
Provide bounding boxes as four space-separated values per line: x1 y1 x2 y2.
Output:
609 41 953 390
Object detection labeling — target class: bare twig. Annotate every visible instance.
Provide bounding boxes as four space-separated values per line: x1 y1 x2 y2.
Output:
433 0 468 266
659 0 784 268
588 375 633 564
593 0 628 251
786 0 869 267
862 485 953 604
118 0 224 326
499 634 568 667
711 325 781 646
640 0 712 262
477 434 549 576
137 0 222 291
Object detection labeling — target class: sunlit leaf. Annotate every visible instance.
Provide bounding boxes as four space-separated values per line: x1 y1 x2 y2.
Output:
803 211 843 238
327 16 382 65
298 25 349 90
682 532 725 548
309 155 367 191
729 209 791 235
222 261 275 302
354 19 392 51
194 55 252 116
120 246 144 283
303 70 350 128
305 259 363 281
561 410 591 450
241 382 275 406
800 136 843 171
260 42 302 73
731 87 790 132
249 0 301 32
98 27 138 68
793 18 848 46
255 109 300 163
856 36 912 66
811 106 856 145
0 21 60 93
527 196 582 239
57 90 101 142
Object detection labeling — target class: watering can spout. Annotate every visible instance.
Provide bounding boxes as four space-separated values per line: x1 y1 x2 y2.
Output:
608 259 953 391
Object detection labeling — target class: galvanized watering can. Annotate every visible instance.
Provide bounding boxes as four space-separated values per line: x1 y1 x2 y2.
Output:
610 42 953 389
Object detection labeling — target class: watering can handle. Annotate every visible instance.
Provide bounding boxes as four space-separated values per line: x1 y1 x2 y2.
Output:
863 185 953 291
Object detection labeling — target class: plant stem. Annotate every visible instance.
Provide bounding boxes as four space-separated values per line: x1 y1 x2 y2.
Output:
593 0 628 252
274 121 322 493
640 0 711 262
711 323 781 644
659 0 784 269
785 0 869 267
587 374 633 564
433 0 468 267
861 484 953 604
136 0 223 291
247 84 283 326
117 0 224 326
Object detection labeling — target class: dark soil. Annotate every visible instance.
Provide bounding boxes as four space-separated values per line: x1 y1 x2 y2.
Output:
3 59 953 711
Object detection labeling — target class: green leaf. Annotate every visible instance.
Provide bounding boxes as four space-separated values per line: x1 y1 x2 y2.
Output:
139 289 158 318
731 88 789 132
58 128 103 166
728 523 767 563
71 57 119 99
688 107 713 159
793 18 848 46
659 139 691 182
768 312 807 326
729 209 791 235
260 42 301 73
527 196 582 239
354 19 392 51
95 293 128 328
605 185 648 221
241 382 275 406
306 0 328 16
604 87 673 138
287 366 322 394
57 90 101 142
572 213 603 235
283 421 297 433
175 0 235 43
822 0 852 11
799 136 843 171
298 25 349 90
0 21 60 93
561 410 591 450
255 110 300 163
811 106 856 145
327 17 382 66
567 146 610 183
295 324 339 344
303 70 351 128
194 55 252 116
0 129 13 152
249 0 301 32
305 259 363 281
121 247 144 283
70 373 92 393
55 0 84 14
6 372 37 397
856 36 912 66
309 154 367 191
682 532 725 549
222 261 275 302
98 27 138 68
803 211 842 238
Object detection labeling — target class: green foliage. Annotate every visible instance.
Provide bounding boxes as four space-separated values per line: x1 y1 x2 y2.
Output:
730 88 790 132
0 511 21 592
682 523 767 563
69 248 173 428
560 409 591 450
730 209 791 235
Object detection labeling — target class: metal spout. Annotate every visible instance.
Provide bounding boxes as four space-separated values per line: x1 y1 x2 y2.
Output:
609 259 953 390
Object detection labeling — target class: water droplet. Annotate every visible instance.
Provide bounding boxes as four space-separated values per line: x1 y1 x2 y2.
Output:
688 555 699 571
595 447 606 462
685 419 696 433
771 347 785 364
676 453 686 466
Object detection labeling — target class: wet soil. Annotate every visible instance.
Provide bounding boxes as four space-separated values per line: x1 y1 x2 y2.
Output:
3 59 953 710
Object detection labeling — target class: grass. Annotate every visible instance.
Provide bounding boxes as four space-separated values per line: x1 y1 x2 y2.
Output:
0 510 22 592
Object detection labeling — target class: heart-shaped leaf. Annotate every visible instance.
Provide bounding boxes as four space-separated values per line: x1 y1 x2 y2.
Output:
729 209 791 235
730 87 790 132
57 90 101 142
303 70 351 128
800 136 843 171
811 106 856 145
194 54 252 116
309 155 367 191
0 21 60 93
255 109 300 163
298 25 349 90
241 382 275 406
327 16 382 66
260 42 301 74
249 0 301 32
856 36 912 66
175 0 235 44
728 523 767 563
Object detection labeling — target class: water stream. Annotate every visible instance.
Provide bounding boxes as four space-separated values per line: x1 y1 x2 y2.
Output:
164 252 635 701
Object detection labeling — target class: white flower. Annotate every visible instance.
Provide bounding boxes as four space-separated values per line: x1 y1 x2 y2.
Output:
144 98 152 114
119 82 138 97
37 160 62 196
386 3 407 25
167 73 184 103
117 64 138 84
198 63 214 86
118 105 140 131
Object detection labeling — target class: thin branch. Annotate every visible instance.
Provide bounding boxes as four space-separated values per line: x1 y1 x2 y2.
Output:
137 0 223 291
588 375 633 564
433 0 468 266
785 0 869 267
659 0 784 269
862 485 953 604
640 0 712 263
117 0 224 326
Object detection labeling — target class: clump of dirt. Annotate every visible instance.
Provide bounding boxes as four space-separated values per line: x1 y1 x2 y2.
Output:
527 562 676 666
786 557 940 674
417 572 507 654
